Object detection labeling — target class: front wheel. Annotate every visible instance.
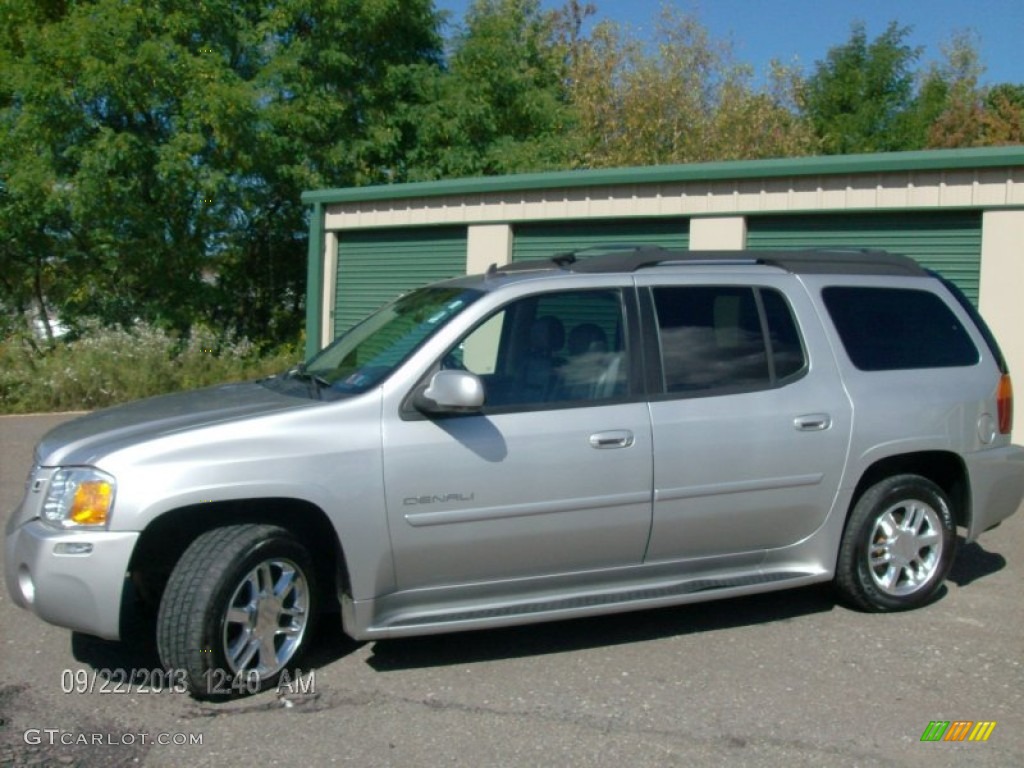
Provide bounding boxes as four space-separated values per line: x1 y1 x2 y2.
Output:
156 524 316 699
835 474 956 612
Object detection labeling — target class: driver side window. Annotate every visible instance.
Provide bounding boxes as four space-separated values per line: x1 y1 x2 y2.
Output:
452 289 629 410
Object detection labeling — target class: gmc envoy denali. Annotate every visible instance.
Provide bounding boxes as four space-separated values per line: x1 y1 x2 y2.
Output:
6 247 1024 697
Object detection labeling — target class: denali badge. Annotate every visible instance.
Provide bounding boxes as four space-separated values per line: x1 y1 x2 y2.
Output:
403 493 475 506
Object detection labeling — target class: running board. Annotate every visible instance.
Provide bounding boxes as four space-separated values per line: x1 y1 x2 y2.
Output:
377 570 811 634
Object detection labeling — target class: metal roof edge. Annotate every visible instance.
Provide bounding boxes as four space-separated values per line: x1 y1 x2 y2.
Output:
301 146 1024 206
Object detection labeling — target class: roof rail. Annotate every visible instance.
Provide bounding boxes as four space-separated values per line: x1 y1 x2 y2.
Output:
493 245 928 277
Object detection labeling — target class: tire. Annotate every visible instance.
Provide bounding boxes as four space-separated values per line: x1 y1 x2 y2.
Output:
156 524 316 699
835 474 956 612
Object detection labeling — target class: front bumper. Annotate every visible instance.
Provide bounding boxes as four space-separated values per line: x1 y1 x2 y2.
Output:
5 515 138 641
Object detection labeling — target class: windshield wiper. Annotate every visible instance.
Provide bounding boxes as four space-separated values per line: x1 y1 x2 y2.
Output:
287 364 330 400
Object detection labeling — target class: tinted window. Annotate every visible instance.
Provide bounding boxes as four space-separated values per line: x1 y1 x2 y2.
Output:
451 290 629 409
761 289 806 381
652 286 806 395
822 287 979 371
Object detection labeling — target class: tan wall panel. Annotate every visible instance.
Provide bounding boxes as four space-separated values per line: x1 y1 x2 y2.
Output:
980 210 1024 436
689 217 747 250
320 232 338 348
467 224 512 274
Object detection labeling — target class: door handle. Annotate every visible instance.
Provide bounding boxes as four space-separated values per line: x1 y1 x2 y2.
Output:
794 413 831 431
589 430 635 449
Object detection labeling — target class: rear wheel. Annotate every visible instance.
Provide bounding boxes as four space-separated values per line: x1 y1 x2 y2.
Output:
835 474 955 612
156 524 316 698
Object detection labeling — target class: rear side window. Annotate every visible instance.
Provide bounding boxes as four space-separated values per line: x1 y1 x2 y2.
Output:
651 286 806 395
822 287 979 371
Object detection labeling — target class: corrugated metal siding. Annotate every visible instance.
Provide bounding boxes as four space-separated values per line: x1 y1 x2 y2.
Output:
512 218 689 262
334 226 467 335
747 212 982 303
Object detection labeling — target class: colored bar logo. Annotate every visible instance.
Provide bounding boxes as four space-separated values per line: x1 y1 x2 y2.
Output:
921 721 997 742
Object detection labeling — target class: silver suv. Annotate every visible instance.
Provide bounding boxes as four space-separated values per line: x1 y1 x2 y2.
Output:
6 247 1024 698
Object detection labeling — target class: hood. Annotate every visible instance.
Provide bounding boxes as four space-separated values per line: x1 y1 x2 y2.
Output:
36 380 319 466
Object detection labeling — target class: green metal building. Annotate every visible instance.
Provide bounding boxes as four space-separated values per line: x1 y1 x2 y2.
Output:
302 146 1024 431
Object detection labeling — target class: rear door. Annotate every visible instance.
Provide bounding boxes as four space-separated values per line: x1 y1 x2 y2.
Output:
637 274 853 561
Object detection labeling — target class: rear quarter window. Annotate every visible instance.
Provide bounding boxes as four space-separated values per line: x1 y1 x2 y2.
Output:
822 286 979 371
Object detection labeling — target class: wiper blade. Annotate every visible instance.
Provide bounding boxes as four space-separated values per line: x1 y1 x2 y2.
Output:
287 364 330 400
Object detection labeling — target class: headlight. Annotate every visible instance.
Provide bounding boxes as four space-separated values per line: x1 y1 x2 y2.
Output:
42 468 116 528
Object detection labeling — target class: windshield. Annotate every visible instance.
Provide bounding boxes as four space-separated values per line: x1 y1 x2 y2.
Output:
270 286 481 400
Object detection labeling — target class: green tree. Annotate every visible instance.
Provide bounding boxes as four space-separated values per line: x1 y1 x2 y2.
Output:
899 28 1024 149
405 0 578 179
928 82 1024 148
568 9 815 167
206 0 445 339
0 0 445 344
981 84 1024 144
802 21 925 153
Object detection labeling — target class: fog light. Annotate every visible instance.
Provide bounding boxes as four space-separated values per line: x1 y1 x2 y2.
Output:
54 542 94 556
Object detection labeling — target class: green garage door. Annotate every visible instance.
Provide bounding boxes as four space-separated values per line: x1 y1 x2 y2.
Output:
512 218 689 262
747 212 982 303
335 226 467 336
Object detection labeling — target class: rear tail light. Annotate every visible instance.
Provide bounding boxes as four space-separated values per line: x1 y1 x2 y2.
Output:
997 374 1013 435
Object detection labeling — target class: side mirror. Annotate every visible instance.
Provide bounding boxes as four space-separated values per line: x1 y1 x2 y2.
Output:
414 370 485 415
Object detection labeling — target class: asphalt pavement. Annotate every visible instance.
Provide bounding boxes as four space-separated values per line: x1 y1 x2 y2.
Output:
1 413 1022 767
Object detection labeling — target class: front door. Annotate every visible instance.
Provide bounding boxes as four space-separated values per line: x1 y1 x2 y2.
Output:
382 288 654 590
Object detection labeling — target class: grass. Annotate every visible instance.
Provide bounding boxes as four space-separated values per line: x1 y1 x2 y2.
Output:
0 322 301 414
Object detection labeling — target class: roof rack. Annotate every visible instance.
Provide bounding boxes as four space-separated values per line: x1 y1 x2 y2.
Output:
492 245 928 277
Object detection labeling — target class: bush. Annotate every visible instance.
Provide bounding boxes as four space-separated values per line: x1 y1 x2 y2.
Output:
0 323 300 414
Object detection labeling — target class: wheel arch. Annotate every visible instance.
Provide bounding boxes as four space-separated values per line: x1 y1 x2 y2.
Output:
848 451 971 531
127 498 351 610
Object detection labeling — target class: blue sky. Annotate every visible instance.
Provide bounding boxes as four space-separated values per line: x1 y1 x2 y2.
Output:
435 0 1023 86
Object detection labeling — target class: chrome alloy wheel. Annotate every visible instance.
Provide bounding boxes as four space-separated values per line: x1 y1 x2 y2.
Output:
866 500 944 597
222 557 310 678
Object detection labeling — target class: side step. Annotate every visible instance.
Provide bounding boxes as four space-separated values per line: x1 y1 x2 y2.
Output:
383 570 808 632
